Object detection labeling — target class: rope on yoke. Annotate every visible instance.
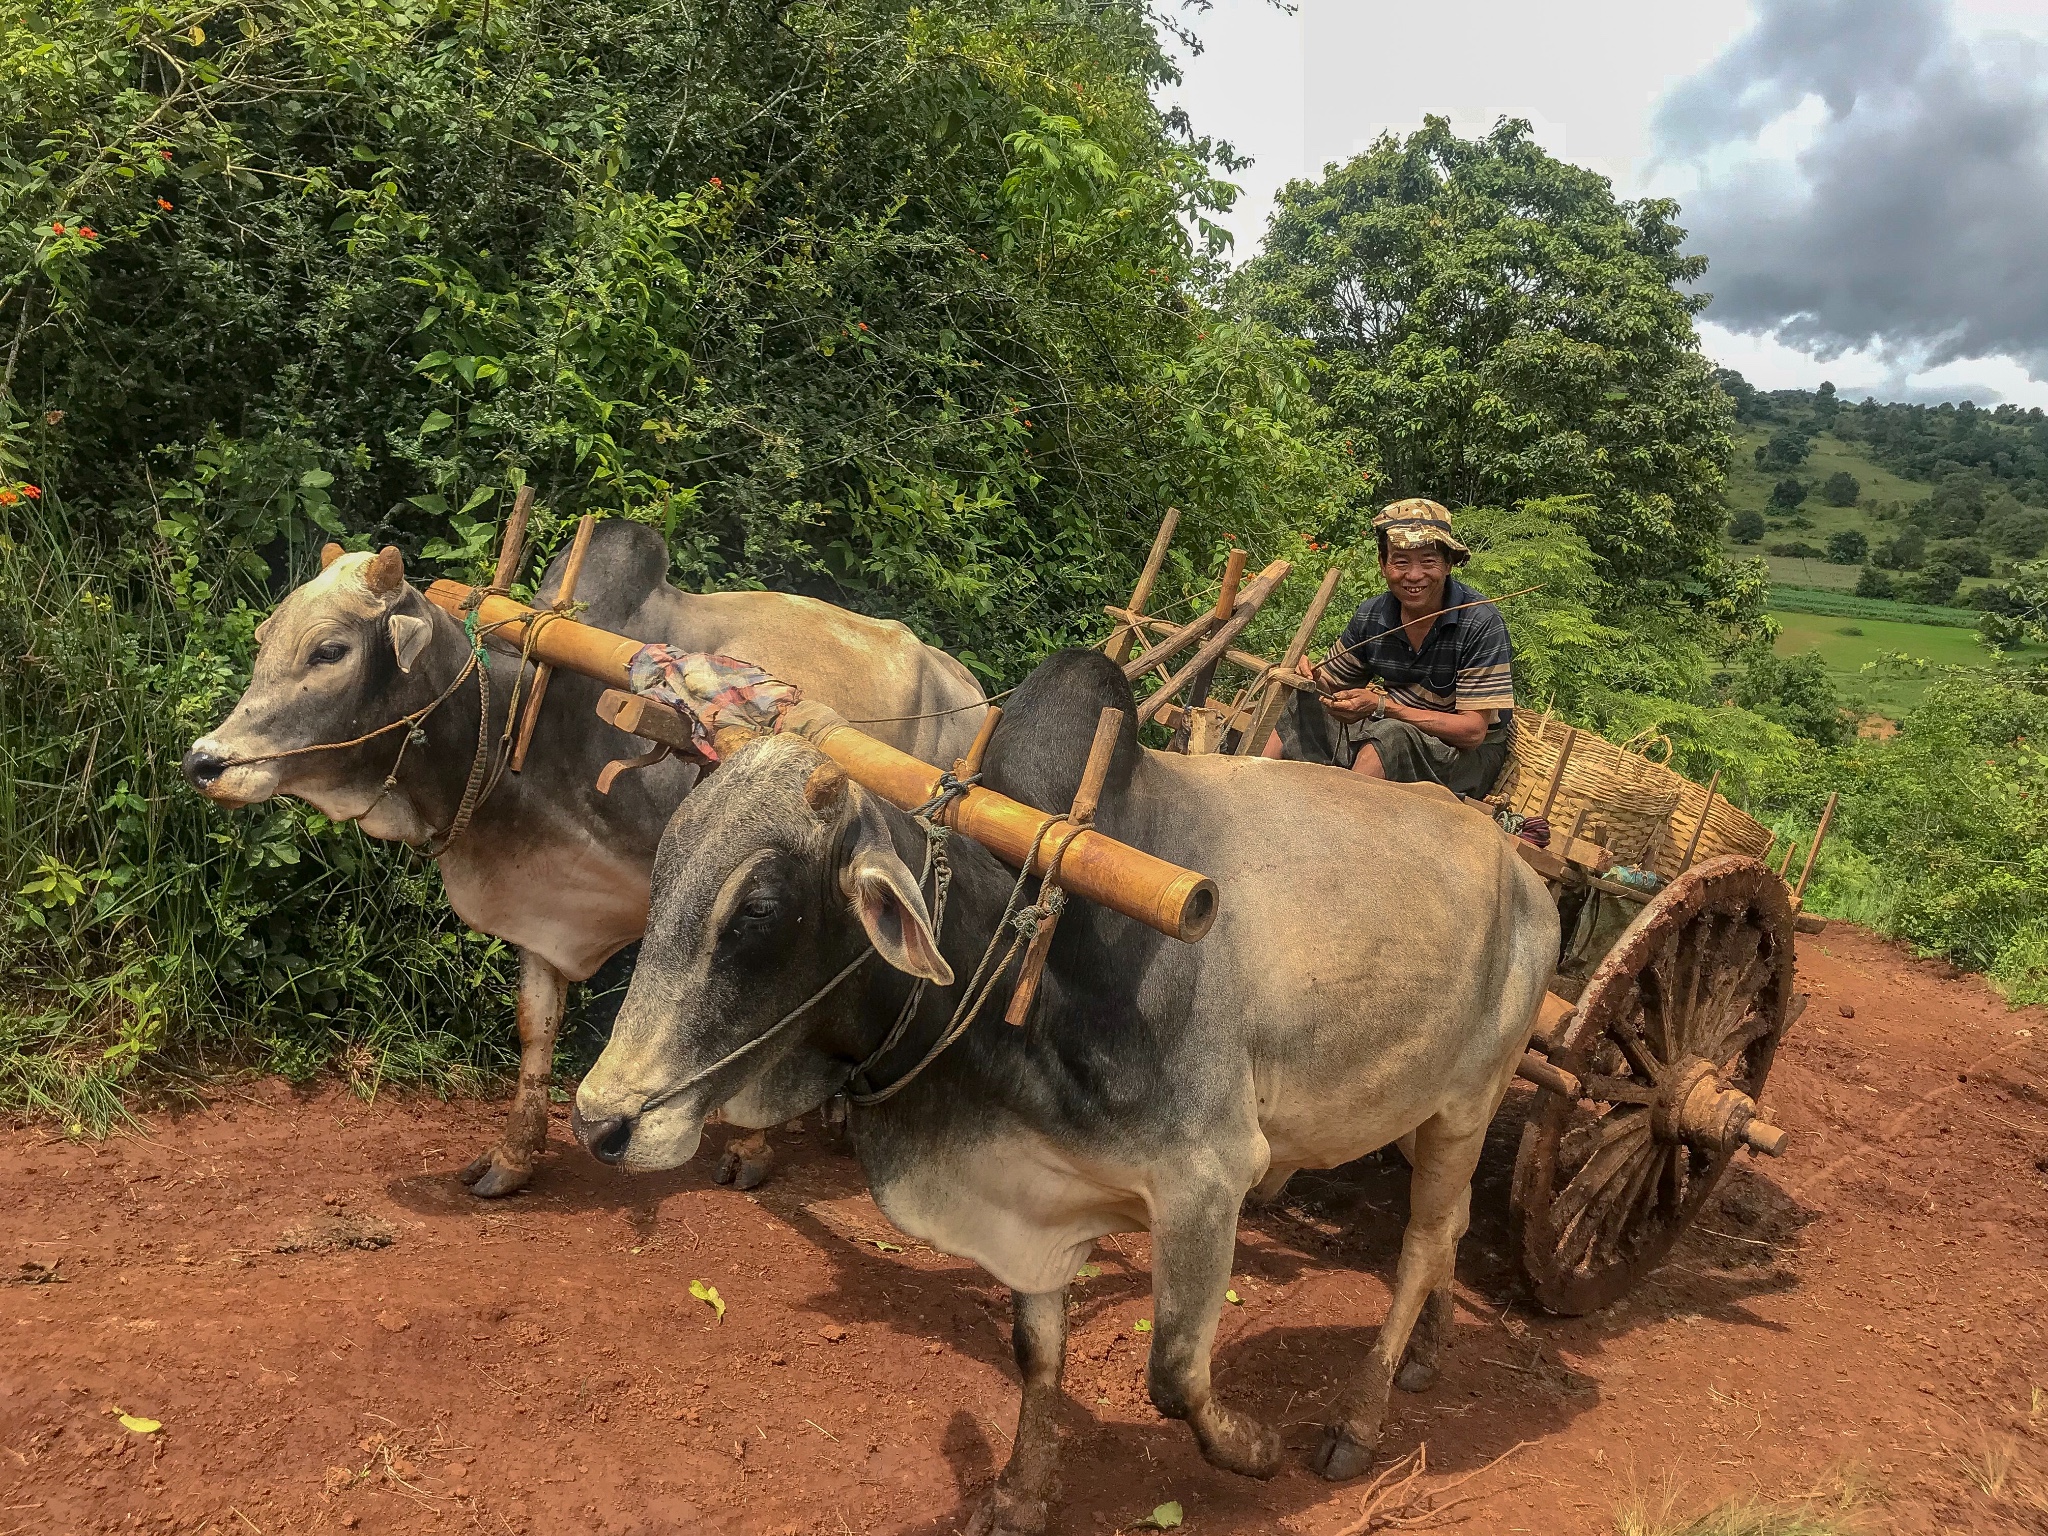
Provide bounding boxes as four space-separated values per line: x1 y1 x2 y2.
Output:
849 810 1072 1106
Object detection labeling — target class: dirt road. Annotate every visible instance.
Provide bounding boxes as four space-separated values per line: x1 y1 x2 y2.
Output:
3 924 2044 1534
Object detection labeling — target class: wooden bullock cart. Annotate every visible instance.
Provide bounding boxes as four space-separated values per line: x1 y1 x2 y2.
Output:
428 509 1835 1317
1111 513 1838 1314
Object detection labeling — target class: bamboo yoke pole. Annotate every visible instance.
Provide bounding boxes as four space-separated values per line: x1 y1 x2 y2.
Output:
1004 706 1122 1025
1105 509 1180 665
424 581 1217 943
510 513 596 772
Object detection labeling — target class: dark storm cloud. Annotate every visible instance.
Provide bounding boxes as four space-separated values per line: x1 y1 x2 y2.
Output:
1654 0 2048 378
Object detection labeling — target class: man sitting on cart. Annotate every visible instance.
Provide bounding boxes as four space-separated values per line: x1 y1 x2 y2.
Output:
1262 499 1515 799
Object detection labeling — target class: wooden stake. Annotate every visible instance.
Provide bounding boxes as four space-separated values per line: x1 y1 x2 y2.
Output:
1170 549 1247 751
1135 561 1293 727
493 485 535 591
1533 727 1577 822
1777 838 1799 879
1235 564 1344 757
510 513 596 773
1006 708 1124 1025
1105 508 1180 665
1675 769 1721 875
1793 790 1839 901
955 705 1003 781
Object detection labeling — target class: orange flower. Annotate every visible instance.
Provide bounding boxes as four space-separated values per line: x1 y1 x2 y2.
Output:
161 149 172 160
857 321 868 331
21 484 40 499
156 197 173 211
0 491 16 506
51 221 64 235
80 226 98 240
710 176 723 188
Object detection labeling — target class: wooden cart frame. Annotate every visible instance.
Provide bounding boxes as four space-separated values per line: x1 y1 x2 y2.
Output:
1119 513 1837 1315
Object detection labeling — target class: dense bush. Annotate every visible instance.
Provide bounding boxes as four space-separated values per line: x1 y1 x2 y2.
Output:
1729 508 1765 544
1820 471 1860 506
1825 529 1867 564
1 0 1335 1115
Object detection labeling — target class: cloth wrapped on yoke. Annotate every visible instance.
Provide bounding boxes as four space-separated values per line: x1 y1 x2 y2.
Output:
626 646 802 761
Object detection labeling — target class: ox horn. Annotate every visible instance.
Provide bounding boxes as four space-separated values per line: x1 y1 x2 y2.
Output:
804 760 848 814
366 544 406 595
320 542 345 570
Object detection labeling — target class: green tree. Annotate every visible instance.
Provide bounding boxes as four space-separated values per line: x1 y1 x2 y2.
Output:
1855 565 1895 598
1755 427 1814 472
1901 558 1963 604
1825 528 1868 564
1732 648 1844 745
1820 471 1861 506
1233 117 1740 606
1876 526 1927 570
1728 508 1766 543
1770 477 1808 510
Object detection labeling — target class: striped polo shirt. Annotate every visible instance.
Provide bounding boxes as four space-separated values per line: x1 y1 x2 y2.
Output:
1322 577 1517 741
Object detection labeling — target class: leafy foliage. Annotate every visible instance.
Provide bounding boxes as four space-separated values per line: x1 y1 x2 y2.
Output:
1233 118 1744 612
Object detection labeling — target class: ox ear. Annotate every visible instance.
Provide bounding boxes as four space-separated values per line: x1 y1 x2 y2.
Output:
366 544 405 596
841 804 953 986
320 542 345 570
389 612 432 673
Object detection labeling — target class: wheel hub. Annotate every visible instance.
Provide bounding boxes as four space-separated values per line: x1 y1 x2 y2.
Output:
1653 1056 1787 1158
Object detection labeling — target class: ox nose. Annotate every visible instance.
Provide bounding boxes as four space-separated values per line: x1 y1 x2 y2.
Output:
571 1104 637 1165
182 745 228 788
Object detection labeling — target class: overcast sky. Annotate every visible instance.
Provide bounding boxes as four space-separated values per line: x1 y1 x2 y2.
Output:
1164 0 2048 408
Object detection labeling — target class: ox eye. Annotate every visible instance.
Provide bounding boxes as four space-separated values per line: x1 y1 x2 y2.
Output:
308 640 350 666
739 896 779 923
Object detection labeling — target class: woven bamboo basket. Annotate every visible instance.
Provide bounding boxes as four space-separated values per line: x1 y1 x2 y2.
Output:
1494 711 1774 876
1494 712 1680 867
1650 774 1774 880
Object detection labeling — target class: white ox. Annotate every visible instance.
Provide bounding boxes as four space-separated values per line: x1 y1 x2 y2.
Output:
185 521 985 1194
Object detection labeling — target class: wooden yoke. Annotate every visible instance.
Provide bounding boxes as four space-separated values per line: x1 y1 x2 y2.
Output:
424 574 1219 943
1004 706 1122 1026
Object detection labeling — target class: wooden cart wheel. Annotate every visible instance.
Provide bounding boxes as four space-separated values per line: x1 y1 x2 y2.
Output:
1511 855 1798 1315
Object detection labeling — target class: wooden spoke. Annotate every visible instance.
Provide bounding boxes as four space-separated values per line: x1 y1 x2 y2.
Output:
1512 856 1799 1316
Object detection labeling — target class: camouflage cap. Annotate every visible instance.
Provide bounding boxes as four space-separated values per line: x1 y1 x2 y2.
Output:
1372 498 1469 561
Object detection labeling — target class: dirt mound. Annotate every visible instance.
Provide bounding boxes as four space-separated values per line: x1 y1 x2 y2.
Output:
2 924 2043 1534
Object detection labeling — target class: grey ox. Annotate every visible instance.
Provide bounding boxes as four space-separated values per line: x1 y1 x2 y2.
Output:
183 521 986 1195
570 649 1558 1535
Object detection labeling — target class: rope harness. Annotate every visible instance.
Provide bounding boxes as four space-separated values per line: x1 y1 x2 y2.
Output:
215 587 583 858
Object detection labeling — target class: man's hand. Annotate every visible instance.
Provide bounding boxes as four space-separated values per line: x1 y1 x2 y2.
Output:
1324 686 1386 724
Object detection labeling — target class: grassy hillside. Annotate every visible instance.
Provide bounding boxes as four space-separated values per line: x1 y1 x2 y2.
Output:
1722 426 2007 599
1766 606 2021 716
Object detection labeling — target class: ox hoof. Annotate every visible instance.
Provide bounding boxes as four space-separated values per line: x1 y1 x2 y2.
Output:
963 1487 1048 1536
1395 1358 1439 1394
459 1149 533 1199
1191 1401 1283 1479
715 1143 774 1191
1310 1424 1377 1482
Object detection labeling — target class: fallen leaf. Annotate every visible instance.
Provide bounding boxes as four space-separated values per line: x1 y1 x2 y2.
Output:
818 1324 847 1342
869 1239 903 1253
1225 1289 1242 1305
1074 1263 1102 1279
1133 1318 1152 1334
689 1279 726 1321
1143 1500 1183 1529
118 1414 161 1435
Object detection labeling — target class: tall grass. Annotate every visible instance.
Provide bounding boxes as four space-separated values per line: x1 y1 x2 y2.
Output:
0 499 517 1127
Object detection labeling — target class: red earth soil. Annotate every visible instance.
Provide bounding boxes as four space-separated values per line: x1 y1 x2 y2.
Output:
3 923 2045 1536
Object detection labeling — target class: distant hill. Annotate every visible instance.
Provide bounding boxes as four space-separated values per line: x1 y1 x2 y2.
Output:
1714 371 2048 610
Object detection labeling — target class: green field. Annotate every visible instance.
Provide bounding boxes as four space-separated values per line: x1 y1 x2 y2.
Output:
1767 605 2039 718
